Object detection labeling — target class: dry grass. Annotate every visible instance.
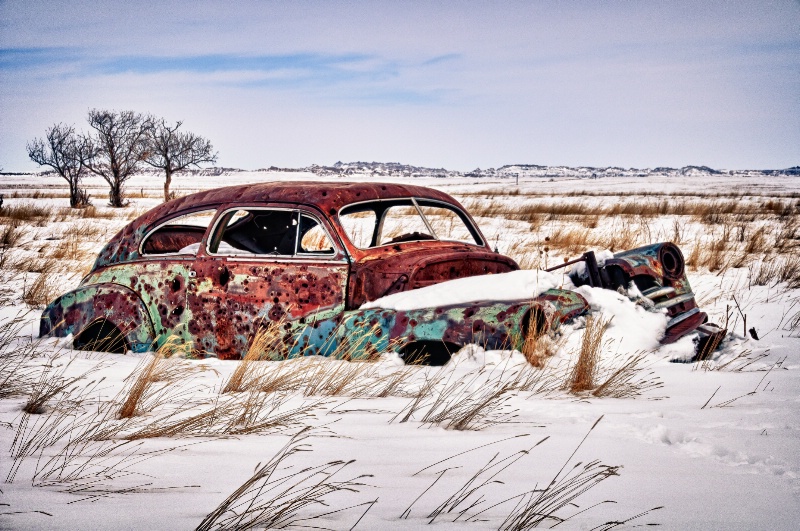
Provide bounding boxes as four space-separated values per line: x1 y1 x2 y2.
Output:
460 186 799 290
196 428 374 531
22 269 60 309
744 225 770 254
592 353 664 399
7 381 320 487
301 359 379 397
122 391 321 440
750 255 800 289
462 196 761 222
404 417 649 528
117 337 194 418
520 306 558 367
567 315 612 394
75 205 118 220
421 371 518 430
0 221 27 251
222 323 288 393
0 202 55 222
0 315 42 399
45 232 91 263
23 357 105 415
393 366 519 431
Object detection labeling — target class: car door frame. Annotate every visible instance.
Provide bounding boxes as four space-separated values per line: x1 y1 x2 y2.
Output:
186 201 351 359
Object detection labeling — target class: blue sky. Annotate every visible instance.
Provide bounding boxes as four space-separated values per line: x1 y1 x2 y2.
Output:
1 0 798 171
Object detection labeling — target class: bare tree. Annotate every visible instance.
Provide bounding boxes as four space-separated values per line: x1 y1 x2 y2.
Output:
84 109 152 207
27 124 91 208
144 119 218 202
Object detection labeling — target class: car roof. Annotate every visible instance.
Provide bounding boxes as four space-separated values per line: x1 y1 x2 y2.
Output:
142 181 460 220
91 181 468 270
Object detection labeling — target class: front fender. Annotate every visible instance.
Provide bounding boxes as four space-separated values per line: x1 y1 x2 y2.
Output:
40 283 156 353
285 288 589 358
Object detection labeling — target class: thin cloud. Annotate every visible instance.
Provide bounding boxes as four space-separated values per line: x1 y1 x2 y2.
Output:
0 47 82 69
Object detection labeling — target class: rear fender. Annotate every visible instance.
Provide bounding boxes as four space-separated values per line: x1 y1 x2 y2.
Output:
40 283 156 353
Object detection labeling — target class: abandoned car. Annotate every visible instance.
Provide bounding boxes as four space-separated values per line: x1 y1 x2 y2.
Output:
40 182 724 362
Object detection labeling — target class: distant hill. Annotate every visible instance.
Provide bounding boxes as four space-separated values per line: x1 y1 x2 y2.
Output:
297 162 799 179
4 162 797 179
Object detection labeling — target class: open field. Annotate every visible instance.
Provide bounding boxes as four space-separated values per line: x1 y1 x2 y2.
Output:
1 171 799 530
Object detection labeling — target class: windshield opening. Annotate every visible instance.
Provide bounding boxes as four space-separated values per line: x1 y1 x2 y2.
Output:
338 199 483 249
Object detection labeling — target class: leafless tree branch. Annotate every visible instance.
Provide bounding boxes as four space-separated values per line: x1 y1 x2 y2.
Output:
84 109 152 207
143 118 217 202
27 124 91 208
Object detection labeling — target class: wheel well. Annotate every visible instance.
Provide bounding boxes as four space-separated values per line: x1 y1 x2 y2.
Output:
73 318 128 354
399 340 460 366
522 306 548 339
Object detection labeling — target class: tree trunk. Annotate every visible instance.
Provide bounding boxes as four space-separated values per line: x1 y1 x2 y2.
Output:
69 179 78 208
109 180 124 207
164 169 172 202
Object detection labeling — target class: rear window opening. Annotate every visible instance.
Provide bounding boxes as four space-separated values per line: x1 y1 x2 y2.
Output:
141 209 217 255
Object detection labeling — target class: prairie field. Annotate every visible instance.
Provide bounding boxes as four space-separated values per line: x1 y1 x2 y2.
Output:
1 171 799 530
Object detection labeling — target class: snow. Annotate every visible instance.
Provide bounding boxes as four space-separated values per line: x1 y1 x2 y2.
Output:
361 269 565 311
1 171 799 530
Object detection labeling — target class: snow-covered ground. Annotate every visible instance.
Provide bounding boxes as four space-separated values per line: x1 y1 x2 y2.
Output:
1 171 799 530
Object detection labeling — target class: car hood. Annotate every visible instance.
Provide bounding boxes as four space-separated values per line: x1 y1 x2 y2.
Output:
346 242 519 308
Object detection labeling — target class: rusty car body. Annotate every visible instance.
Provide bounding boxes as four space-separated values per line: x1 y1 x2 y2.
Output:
40 182 723 363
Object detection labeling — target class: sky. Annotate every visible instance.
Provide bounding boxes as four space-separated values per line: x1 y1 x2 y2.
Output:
1 0 798 172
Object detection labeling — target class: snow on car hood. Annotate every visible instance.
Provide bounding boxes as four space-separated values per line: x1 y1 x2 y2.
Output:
360 269 568 311
361 267 670 355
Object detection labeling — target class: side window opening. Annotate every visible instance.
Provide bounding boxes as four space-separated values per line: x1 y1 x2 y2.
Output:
141 209 217 255
298 214 335 254
209 209 335 256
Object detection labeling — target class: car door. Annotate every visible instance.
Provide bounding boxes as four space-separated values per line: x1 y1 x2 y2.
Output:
186 205 349 359
134 208 219 345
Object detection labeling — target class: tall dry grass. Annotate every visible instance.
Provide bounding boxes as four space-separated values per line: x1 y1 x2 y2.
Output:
567 315 612 394
222 322 288 394
404 417 654 528
22 269 60 308
0 315 42 399
196 428 374 531
117 336 194 418
592 353 664 399
0 202 55 223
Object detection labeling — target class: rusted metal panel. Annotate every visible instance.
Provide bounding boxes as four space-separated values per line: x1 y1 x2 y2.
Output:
186 257 349 359
347 246 518 308
279 288 589 358
40 283 156 352
592 243 716 346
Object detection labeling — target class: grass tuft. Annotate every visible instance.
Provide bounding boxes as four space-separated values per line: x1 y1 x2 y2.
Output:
567 315 612 394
